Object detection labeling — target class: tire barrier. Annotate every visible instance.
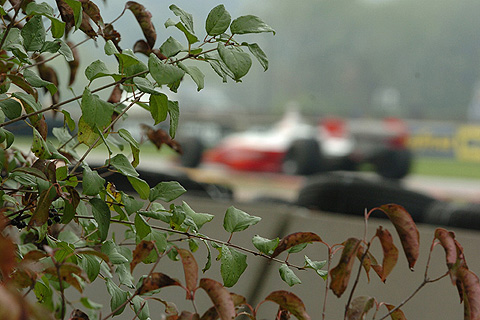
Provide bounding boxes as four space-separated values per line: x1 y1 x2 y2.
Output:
423 201 480 230
296 172 437 222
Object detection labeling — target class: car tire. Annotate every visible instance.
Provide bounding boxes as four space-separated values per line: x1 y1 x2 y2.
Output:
424 201 480 230
179 137 204 168
374 148 412 179
282 138 322 175
296 172 436 222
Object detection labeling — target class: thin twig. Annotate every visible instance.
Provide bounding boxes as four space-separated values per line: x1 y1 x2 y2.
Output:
0 0 24 50
344 241 369 320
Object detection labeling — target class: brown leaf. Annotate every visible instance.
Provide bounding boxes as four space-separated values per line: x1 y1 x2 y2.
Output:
44 263 86 292
457 267 480 319
271 232 322 259
178 311 200 320
357 247 382 282
103 24 121 51
0 234 17 281
126 1 156 48
79 0 104 29
385 304 407 320
69 309 89 320
142 125 182 154
56 0 75 31
130 240 155 273
264 290 311 320
177 249 198 299
138 272 182 295
0 285 22 320
36 116 48 140
434 228 467 285
346 296 375 320
375 227 399 282
378 204 419 270
199 278 235 320
7 74 38 101
200 293 246 320
133 40 152 56
67 42 80 86
23 250 48 262
36 59 60 106
329 238 361 298
107 84 123 104
29 188 55 227
79 12 98 39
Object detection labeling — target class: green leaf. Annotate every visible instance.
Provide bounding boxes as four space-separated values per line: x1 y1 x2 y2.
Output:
169 5 195 35
82 166 105 196
85 60 112 82
149 181 186 202
159 36 184 58
21 15 45 51
223 206 261 233
78 254 100 282
64 0 83 30
104 40 119 56
90 198 111 241
148 54 185 86
40 40 61 54
230 15 275 35
23 69 57 96
32 127 52 159
102 240 129 264
182 201 214 230
139 209 172 224
135 213 152 240
243 42 269 71
125 176 149 200
279 264 302 287
132 296 150 320
62 110 75 131
288 243 309 254
106 278 129 316
0 98 22 119
220 245 247 287
58 40 74 62
164 18 198 45
80 297 103 310
121 192 144 215
178 62 204 91
217 44 252 81
80 87 114 129
48 17 66 39
116 49 143 69
304 256 328 280
252 235 279 255
205 4 231 36
12 91 42 113
116 263 135 289
168 100 179 138
109 154 138 177
119 128 140 167
133 77 161 95
149 93 168 125
26 2 54 17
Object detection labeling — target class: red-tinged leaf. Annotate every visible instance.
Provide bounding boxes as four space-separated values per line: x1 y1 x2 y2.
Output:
271 232 322 259
330 238 361 298
67 42 80 86
79 11 98 39
79 0 104 29
264 290 311 320
434 228 467 285
378 204 419 270
56 0 76 31
0 285 22 320
457 267 480 319
376 227 399 282
138 272 182 295
177 249 198 299
75 249 109 263
36 61 60 106
385 304 407 320
103 24 121 51
35 116 48 140
178 311 200 320
44 263 86 292
200 293 246 320
126 1 156 48
199 278 235 320
11 268 36 288
346 296 374 320
357 247 382 282
130 240 155 273
0 235 17 281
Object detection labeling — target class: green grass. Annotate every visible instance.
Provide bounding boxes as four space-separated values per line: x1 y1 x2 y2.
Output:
411 157 480 179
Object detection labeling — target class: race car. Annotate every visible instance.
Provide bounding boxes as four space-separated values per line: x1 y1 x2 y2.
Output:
179 110 413 179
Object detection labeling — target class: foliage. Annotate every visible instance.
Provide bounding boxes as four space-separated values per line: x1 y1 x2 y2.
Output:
0 1 479 320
